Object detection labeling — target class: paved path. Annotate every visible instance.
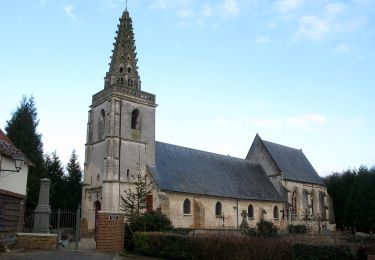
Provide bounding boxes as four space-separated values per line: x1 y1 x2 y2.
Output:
0 250 159 260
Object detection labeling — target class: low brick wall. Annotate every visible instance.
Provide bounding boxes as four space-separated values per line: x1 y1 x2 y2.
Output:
96 211 125 252
16 233 57 250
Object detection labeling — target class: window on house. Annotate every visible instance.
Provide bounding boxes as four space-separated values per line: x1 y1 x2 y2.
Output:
292 190 297 215
215 202 222 216
183 199 191 215
248 204 254 218
98 109 105 140
131 109 140 129
273 206 279 219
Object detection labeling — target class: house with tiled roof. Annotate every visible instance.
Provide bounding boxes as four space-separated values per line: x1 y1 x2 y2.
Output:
0 129 30 245
81 8 335 231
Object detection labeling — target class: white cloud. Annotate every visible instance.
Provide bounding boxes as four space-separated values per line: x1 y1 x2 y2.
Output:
64 4 77 21
335 43 351 53
275 0 304 13
202 4 213 17
221 0 240 17
255 35 271 44
325 2 347 16
176 9 194 18
298 15 330 40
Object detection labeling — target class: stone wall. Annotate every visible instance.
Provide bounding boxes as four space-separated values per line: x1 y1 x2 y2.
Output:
96 211 124 252
16 233 57 250
162 191 284 229
282 180 334 229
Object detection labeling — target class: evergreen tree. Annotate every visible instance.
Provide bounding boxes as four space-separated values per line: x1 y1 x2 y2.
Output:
5 96 45 208
120 169 152 223
45 152 66 209
66 150 83 209
325 166 375 233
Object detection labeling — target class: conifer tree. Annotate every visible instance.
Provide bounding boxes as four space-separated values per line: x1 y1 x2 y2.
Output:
45 152 66 209
66 150 83 209
5 96 45 208
120 169 151 223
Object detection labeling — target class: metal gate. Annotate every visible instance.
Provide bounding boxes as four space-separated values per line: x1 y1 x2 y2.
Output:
22 207 96 250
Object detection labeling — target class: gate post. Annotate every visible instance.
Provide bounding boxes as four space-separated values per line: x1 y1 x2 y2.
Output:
96 211 124 252
75 207 81 250
57 209 61 231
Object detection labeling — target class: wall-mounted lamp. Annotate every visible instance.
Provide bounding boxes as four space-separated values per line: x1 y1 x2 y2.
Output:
0 157 24 174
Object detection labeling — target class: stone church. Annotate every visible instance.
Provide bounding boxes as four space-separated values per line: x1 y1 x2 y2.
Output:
81 8 335 230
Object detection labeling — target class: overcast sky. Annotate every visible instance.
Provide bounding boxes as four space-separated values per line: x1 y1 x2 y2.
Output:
1 0 374 176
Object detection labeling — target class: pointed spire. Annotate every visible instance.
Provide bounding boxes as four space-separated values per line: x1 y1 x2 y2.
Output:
104 9 141 90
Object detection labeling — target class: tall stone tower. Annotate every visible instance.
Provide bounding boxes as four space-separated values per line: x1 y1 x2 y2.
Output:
82 9 156 213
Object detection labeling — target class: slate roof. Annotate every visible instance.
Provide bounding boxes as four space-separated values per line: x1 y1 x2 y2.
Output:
0 129 29 162
262 139 324 185
149 141 284 202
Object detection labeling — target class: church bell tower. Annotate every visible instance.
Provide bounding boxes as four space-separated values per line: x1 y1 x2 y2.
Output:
82 8 156 212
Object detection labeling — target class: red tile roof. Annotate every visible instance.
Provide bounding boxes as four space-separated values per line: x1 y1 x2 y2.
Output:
0 128 29 163
0 129 12 144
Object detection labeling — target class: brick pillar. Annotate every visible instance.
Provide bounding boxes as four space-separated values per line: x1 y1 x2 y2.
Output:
96 211 124 252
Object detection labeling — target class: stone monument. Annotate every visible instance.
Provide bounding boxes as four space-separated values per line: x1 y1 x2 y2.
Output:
32 178 51 233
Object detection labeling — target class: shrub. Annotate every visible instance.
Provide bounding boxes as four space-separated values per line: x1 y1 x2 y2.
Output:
124 211 173 252
159 233 193 259
256 220 278 238
292 243 353 260
245 227 257 237
171 228 193 235
133 232 162 256
133 232 192 259
288 224 307 234
131 211 173 232
356 244 375 260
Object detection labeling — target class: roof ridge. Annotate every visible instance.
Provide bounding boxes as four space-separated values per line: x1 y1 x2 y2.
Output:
156 140 251 163
262 139 302 152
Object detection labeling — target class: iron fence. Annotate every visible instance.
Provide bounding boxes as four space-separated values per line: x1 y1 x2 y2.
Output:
22 208 95 234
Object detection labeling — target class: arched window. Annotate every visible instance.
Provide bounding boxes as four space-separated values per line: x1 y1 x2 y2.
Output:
215 202 222 216
302 190 308 213
183 199 191 214
131 109 140 129
273 206 279 219
319 192 326 219
292 190 297 215
98 109 105 140
248 204 254 218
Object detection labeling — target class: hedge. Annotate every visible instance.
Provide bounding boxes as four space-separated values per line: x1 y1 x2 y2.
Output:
133 232 360 260
292 243 353 260
134 232 292 259
288 224 307 234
